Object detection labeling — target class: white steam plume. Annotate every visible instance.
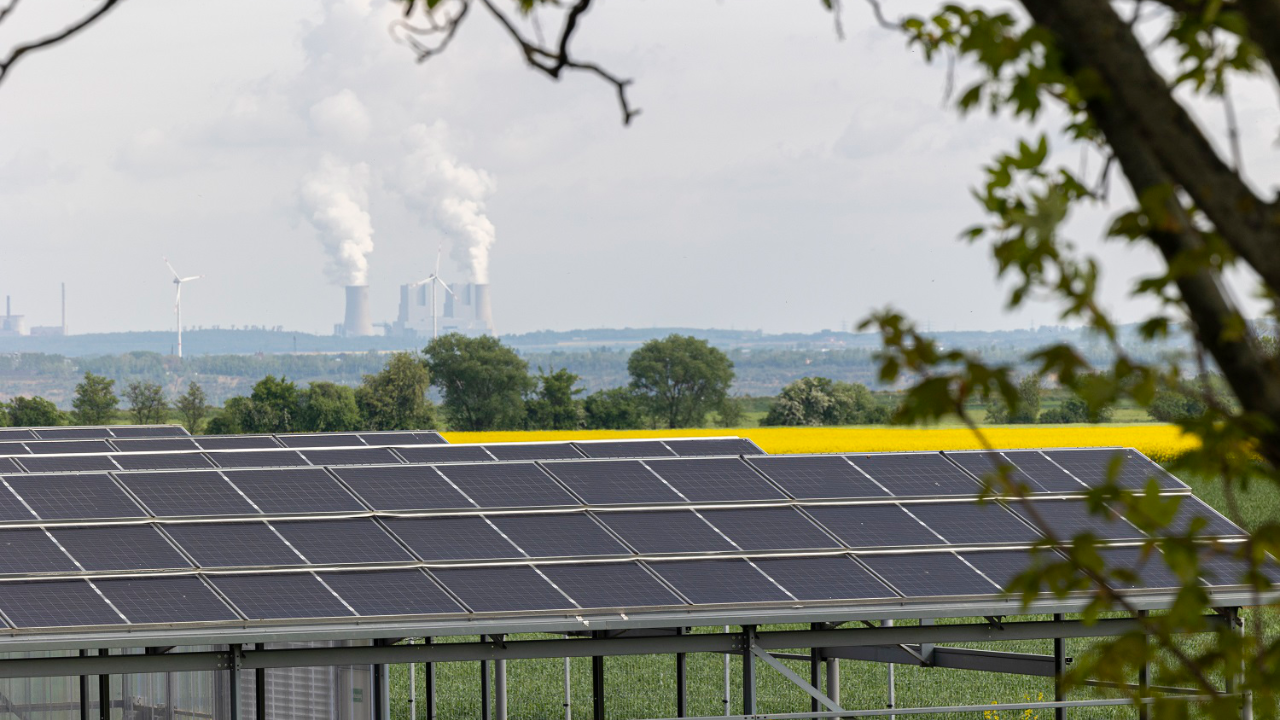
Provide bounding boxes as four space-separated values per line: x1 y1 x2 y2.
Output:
397 122 496 283
298 153 374 286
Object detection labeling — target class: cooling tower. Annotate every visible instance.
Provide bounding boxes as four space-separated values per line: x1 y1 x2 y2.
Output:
343 285 373 337
474 283 495 335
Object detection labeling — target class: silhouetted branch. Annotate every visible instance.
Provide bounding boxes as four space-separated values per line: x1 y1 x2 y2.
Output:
863 0 897 29
0 0 23 26
0 0 124 88
393 0 470 64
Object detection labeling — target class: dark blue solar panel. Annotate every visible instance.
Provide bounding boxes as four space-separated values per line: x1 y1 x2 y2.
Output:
210 573 354 619
577 441 676 459
699 507 841 551
0 430 36 441
484 443 584 461
540 460 683 505
960 548 1065 591
381 517 519 561
903 502 1042 545
32 428 111 440
117 471 258 517
431 566 573 612
1043 448 1186 490
435 463 577 508
319 570 463 616
0 442 30 456
1135 496 1245 538
593 510 735 554
0 579 123 627
18 455 119 473
223 468 364 513
646 559 791 604
24 440 113 455
113 452 216 471
51 526 192 571
0 458 22 474
5 474 144 520
1096 546 1182 590
329 465 473 511
643 458 785 502
110 438 201 453
194 436 281 451
664 438 764 457
1009 499 1146 541
277 434 366 448
271 518 415 564
847 454 981 496
539 562 684 608
860 553 1000 597
486 513 630 557
746 455 888 499
0 529 79 573
0 482 37 521
207 450 309 468
805 505 943 548
164 522 304 568
751 556 898 601
395 445 495 464
300 448 402 467
93 576 240 623
358 431 447 446
947 451 1085 494
109 425 191 438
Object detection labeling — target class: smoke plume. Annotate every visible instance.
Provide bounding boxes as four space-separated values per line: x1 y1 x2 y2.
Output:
298 153 374 286
397 122 497 283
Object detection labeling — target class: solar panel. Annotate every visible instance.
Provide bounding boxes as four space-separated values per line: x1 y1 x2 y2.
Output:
1197 550 1280 587
484 443 584 461
430 566 574 612
538 562 684 608
1043 448 1187 490
0 579 123 627
0 430 36 441
300 448 403 467
328 465 473 511
643 458 785 502
164 522 305 568
646 559 791 604
1137 496 1246 538
194 436 281 451
860 553 999 597
271 518 415 564
113 452 216 472
746 455 888 499
18 454 119 473
381 517 520 561
24 440 113 455
51 526 192 571
118 471 257 517
277 433 366 448
222 468 364 514
0 442 30 456
0 529 79 573
539 460 682 505
0 484 36 521
395 445 495 464
110 425 191 438
319 569 463 616
486 513 630 557
1096 546 1182 590
945 451 1084 494
805 505 943 548
93 576 240 623
577 441 676 459
902 502 1042 545
358 431 446 445
1009 499 1146 541
595 509 736 554
32 428 111 440
698 507 841 551
5 474 144 520
207 450 309 468
210 573 354 619
664 438 763 457
847 454 981 496
750 556 898 601
0 458 22 474
435 463 577 508
110 438 201 453
960 549 1063 591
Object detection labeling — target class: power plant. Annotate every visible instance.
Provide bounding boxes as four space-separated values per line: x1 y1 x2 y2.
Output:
338 285 374 337
0 284 68 337
387 280 494 338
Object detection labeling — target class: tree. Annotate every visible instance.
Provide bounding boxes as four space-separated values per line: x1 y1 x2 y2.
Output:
5 396 66 427
207 376 302 435
526 368 584 430
763 377 882 426
713 396 746 428
628 335 735 429
424 334 533 431
583 387 647 430
71 372 118 425
0 1 127 89
173 382 210 434
355 352 436 431
299 382 362 433
983 376 1042 424
122 381 167 425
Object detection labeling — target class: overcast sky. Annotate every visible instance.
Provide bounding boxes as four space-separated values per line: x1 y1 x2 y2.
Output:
0 0 1275 337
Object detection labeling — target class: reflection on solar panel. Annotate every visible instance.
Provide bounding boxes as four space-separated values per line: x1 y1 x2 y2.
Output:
1096 546 1182 589
223 468 364 514
804 505 942 548
486 513 629 557
1010 499 1145 541
1138 496 1245 538
485 443 583 461
643 458 785 502
112 453 215 471
430 566 572 612
647 559 791 604
538 562 682 608
593 510 735 554
271 519 414 565
860 553 998 597
848 454 981 496
576 441 675 459
698 507 840 551
93 576 239 623
750 556 897 601
300 448 402 467
119 471 256 517
902 503 1042 545
435 463 576 508
539 460 681 505
0 579 122 627
207 451 309 469
381 516 519 561
1044 448 1187 490
210 574 354 619
328 466 472 511
746 456 888 499
109 426 191 438
277 434 366 448
110 438 201 453
359 432 446 446
164 522 304 568
395 446 494 464
663 438 763 457
960 549 1062 591
51 526 191 571
5 474 143 520
945 451 1084 494
17 455 119 473
194 436 281 451
0 529 79 573
24 440 113 455
318 570 462 615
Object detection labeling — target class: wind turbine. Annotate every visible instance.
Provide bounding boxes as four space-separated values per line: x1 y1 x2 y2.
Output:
164 258 202 359
408 246 453 339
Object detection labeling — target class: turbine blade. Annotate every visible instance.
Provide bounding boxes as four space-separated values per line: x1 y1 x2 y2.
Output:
181 275 202 283
164 257 181 280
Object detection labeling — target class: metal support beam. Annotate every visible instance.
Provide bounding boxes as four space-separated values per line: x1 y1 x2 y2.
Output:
481 653 491 720
677 627 688 718
640 694 1220 720
884 620 894 720
79 650 89 720
229 645 242 720
749 645 845 715
809 624 820 715
255 643 266 720
1053 614 1066 720
426 637 437 720
495 634 507 720
742 626 756 716
373 639 390 720
1137 612 1148 720
563 642 572 720
97 648 109 720
592 631 605 720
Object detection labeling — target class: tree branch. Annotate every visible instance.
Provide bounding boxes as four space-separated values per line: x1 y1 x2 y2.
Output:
1237 0 1280 80
0 0 23 26
0 0 125 88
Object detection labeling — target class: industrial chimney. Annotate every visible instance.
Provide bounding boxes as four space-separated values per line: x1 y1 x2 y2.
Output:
343 285 373 337
473 283 495 335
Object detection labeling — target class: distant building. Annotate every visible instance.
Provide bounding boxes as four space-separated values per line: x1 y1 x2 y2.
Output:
391 281 494 338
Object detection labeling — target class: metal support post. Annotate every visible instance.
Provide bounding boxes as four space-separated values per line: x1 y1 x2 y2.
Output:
255 643 266 720
677 628 688 718
495 634 507 720
426 637 436 720
592 631 605 720
1137 612 1148 720
481 655 491 720
742 626 757 716
1053 613 1067 720
723 626 731 717
1233 608 1252 720
373 639 390 720
409 638 416 720
827 656 840 709
810 624 821 714
229 645 242 720
79 650 90 720
563 640 572 720
885 620 895 720
98 648 109 720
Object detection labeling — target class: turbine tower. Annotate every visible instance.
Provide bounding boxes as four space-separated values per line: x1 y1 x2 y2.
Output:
164 258 202 359
409 247 453 339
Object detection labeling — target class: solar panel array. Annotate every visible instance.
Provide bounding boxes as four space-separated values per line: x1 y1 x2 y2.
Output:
0 444 1261 631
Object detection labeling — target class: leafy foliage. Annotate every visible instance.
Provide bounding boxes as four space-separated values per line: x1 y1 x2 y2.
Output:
628 335 735 429
122 381 167 425
299 382 363 433
71 372 117 425
582 387 648 430
526 368 585 430
354 352 436 431
5 396 65 427
173 382 210 434
425 334 534 431
762 377 886 426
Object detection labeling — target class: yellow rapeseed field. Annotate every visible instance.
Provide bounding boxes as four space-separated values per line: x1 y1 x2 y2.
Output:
443 424 1197 462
